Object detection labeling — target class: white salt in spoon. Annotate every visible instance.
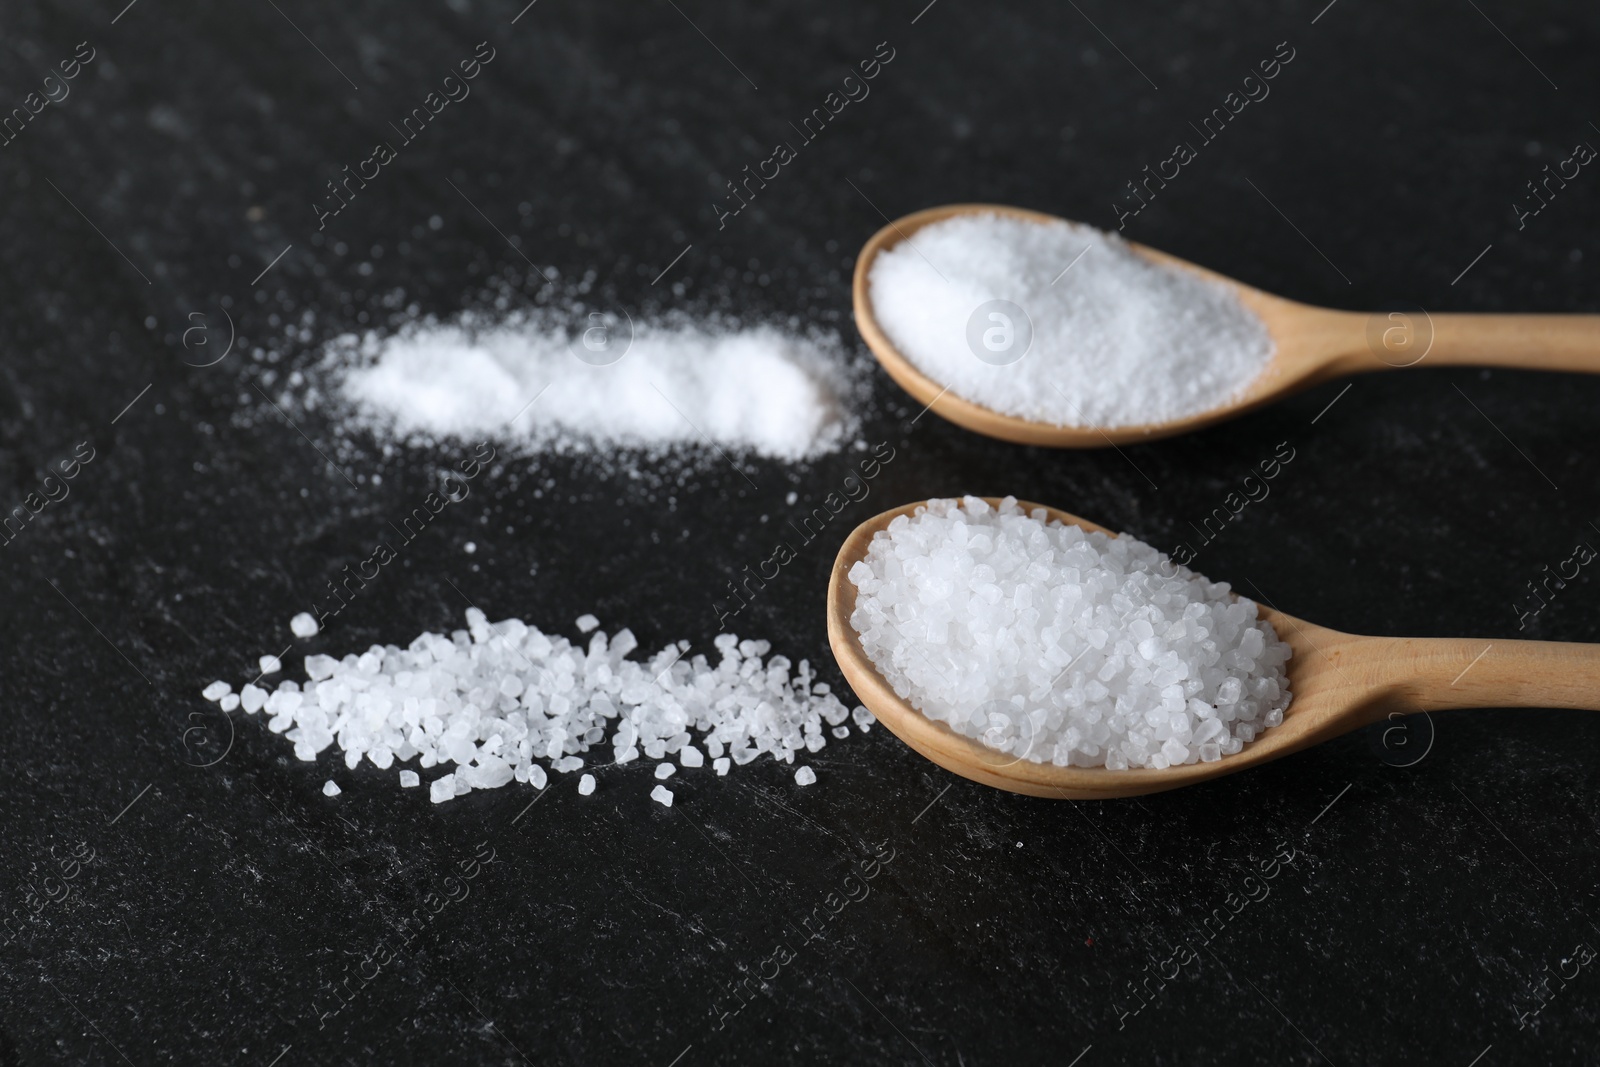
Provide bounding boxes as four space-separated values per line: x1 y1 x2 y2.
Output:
827 498 1600 798
854 204 1600 447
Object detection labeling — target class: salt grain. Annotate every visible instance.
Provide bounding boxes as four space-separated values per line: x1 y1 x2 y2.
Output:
654 763 676 780
399 770 420 787
848 497 1292 770
794 766 816 786
576 614 599 633
578 773 596 795
867 213 1274 428
290 612 319 638
202 681 231 702
650 784 674 807
323 780 341 796
258 654 282 675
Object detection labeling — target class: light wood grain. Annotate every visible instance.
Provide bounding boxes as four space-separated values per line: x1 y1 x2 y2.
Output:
852 204 1600 448
827 498 1600 798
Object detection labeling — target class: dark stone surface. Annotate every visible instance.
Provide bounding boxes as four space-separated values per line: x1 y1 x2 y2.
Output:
2 1 1598 1064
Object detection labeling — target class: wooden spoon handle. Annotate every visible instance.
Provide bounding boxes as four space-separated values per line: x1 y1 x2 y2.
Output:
1361 636 1600 713
1422 314 1600 372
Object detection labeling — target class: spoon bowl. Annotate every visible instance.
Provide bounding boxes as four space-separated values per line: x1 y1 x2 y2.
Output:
827 498 1600 798
853 204 1600 448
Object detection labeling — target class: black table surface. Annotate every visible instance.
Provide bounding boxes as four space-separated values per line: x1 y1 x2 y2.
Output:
3 1 1599 1064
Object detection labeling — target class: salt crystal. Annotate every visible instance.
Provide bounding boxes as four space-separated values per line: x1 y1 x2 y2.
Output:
650 784 674 807
202 680 231 701
867 213 1273 429
680 746 704 769
713 757 730 776
322 780 341 796
240 684 266 713
290 612 319 638
654 763 676 780
399 770 420 787
578 773 596 795
430 774 455 803
258 654 282 675
220 693 240 712
576 614 599 633
794 766 816 786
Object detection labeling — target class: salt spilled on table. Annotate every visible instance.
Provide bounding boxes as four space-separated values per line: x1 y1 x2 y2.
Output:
867 212 1275 429
847 497 1292 770
203 608 873 805
329 314 855 461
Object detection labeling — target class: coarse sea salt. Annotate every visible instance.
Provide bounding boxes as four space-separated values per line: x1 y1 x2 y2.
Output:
867 213 1274 429
328 314 855 461
847 497 1292 770
206 609 867 804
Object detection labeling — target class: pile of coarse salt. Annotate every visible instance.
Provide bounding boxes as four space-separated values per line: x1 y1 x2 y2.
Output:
866 213 1274 429
847 497 1291 770
201 609 873 803
328 313 854 461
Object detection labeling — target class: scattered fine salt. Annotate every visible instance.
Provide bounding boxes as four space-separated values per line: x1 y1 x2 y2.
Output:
867 213 1274 429
330 315 854 461
210 609 866 804
848 497 1292 770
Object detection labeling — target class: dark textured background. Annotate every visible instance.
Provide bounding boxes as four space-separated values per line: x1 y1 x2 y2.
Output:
2 1 1598 1064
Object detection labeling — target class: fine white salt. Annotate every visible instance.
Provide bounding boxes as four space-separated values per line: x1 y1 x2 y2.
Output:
867 213 1274 428
848 497 1292 770
205 608 865 805
290 612 319 638
329 314 854 461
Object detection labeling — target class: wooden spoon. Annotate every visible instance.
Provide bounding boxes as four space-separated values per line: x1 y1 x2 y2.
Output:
827 498 1600 798
853 204 1600 448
